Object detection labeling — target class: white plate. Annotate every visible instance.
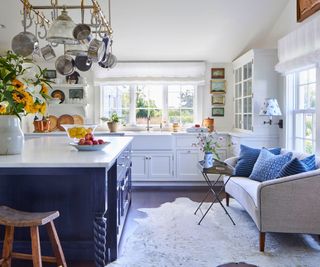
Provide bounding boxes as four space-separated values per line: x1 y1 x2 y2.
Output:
70 142 110 151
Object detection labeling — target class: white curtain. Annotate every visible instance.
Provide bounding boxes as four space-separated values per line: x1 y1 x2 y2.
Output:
93 61 206 82
276 13 320 74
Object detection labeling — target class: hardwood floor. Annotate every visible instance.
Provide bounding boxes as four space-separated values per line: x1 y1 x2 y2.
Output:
13 187 224 267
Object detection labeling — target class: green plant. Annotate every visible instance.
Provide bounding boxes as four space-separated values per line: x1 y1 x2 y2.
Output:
101 112 119 123
0 51 51 118
197 132 221 159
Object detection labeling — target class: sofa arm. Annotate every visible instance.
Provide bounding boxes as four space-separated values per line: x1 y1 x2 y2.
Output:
224 156 239 167
257 169 320 233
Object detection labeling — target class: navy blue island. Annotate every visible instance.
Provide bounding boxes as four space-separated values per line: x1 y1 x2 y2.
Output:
0 136 133 267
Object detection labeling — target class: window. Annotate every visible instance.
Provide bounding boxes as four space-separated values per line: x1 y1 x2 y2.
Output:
234 61 253 131
101 83 197 127
291 68 316 153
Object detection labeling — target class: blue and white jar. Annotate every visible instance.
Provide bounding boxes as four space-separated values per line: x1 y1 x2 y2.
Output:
204 152 214 168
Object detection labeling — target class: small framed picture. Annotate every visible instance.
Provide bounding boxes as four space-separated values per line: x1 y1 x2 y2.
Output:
211 68 225 79
69 88 84 99
210 80 226 94
212 107 225 117
43 69 57 79
211 95 225 105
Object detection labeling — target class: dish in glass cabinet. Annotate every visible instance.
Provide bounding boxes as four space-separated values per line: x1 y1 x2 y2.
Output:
70 142 110 151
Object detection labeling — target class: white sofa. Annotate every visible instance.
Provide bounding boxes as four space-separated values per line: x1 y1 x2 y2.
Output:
224 150 320 252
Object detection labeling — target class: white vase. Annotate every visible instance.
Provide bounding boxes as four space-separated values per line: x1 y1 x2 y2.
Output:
0 115 24 155
204 152 214 168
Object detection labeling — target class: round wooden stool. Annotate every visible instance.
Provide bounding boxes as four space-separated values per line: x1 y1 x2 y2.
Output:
0 206 67 267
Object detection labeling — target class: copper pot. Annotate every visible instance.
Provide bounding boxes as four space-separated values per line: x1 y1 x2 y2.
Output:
33 120 50 133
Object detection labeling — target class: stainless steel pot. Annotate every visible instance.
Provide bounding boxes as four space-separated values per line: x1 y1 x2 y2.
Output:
87 38 105 62
41 44 56 61
73 1 91 41
99 53 117 69
55 55 75 76
75 55 92 72
11 31 39 57
65 43 88 56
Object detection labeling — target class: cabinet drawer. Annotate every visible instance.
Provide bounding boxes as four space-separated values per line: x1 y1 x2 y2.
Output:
175 136 198 149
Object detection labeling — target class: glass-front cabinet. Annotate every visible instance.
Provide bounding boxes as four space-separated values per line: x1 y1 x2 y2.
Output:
234 61 253 131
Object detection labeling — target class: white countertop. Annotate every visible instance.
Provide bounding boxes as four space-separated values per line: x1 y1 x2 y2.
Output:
0 136 133 169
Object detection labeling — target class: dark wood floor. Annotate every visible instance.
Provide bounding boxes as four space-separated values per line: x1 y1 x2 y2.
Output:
12 187 223 267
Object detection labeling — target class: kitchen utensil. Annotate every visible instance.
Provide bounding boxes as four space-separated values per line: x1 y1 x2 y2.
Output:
73 0 91 41
72 115 84 125
57 115 74 131
87 38 105 62
70 142 110 151
51 90 65 103
65 43 88 56
99 53 117 69
41 44 56 61
55 55 75 76
11 8 39 57
66 71 80 84
75 55 92 72
11 31 39 57
48 115 58 131
99 35 110 63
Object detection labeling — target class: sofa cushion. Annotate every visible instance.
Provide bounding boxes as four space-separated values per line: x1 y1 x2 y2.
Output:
277 155 316 178
249 148 292 182
234 145 281 177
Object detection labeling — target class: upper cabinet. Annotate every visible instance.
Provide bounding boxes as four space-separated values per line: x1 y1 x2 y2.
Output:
232 49 279 136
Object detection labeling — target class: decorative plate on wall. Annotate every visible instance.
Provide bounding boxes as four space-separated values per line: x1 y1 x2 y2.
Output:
51 90 65 104
72 115 84 125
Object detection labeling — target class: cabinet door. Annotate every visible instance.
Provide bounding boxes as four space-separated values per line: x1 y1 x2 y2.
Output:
176 150 202 180
149 153 174 180
131 154 148 181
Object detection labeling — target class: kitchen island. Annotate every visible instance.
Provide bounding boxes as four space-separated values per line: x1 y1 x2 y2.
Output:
0 136 133 267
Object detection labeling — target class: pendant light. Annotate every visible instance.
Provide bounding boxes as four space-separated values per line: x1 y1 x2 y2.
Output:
46 7 79 45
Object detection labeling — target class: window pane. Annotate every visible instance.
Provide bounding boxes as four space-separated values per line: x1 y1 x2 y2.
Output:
168 109 180 123
136 109 148 125
299 70 308 85
181 109 193 124
149 109 162 124
168 87 180 109
305 140 314 154
298 85 307 109
309 83 316 109
305 114 313 139
309 68 316 83
181 86 194 108
295 113 303 138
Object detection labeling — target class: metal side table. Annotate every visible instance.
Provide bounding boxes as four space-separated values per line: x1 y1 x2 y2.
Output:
194 159 236 225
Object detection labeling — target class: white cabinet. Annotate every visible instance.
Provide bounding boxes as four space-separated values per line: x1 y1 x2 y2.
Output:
132 151 174 181
176 150 202 180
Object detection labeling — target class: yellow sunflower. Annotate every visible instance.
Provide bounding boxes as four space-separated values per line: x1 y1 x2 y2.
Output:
0 103 7 114
40 84 49 95
40 103 47 115
11 79 25 91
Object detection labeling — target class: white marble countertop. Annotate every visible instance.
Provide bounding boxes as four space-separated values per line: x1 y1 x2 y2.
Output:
0 136 133 169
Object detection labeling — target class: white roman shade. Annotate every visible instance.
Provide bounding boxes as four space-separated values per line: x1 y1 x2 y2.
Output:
93 61 206 84
275 13 320 74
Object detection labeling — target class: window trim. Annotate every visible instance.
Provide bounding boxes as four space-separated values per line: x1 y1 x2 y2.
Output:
99 82 199 129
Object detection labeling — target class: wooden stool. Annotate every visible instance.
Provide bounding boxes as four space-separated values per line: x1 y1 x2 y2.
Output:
0 206 67 267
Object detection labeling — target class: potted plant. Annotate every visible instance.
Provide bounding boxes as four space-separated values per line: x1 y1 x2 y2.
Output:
197 132 222 168
0 51 51 154
101 113 120 132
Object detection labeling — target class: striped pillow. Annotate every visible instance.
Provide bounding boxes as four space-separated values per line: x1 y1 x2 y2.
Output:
234 145 281 177
277 155 316 178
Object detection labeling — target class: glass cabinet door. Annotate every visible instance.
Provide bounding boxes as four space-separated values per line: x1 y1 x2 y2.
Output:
234 61 253 131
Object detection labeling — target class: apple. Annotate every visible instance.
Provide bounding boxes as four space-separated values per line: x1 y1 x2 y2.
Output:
85 133 93 141
84 140 93 145
78 138 86 145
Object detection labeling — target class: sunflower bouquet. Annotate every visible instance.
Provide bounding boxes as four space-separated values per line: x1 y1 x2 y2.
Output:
0 51 51 119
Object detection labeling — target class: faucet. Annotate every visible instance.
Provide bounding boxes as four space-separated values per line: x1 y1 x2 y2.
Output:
146 115 152 131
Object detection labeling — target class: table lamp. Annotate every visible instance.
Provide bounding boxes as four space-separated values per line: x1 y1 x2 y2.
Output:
259 98 283 128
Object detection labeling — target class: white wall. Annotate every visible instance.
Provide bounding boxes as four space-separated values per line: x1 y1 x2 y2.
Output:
203 63 234 132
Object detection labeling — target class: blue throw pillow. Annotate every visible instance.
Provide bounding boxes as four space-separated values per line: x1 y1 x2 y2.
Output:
234 145 281 177
249 148 292 182
277 155 316 178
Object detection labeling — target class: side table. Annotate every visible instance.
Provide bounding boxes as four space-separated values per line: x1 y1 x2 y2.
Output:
194 159 236 225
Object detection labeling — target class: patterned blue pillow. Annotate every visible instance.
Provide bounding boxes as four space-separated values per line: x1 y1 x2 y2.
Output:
234 145 281 177
277 155 316 178
249 148 292 182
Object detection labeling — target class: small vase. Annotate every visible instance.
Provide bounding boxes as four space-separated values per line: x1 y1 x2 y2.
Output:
107 122 118 132
0 115 24 155
204 152 214 168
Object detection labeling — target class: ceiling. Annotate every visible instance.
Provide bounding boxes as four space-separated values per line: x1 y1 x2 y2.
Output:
0 0 289 62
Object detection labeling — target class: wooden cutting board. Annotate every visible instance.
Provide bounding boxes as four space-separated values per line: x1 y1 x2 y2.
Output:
48 115 58 132
57 114 74 131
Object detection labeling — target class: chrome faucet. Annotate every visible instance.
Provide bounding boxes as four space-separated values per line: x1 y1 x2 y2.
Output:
146 115 152 131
